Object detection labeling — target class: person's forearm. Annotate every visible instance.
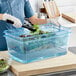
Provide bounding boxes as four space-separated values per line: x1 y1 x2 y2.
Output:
0 14 3 20
29 15 47 25
30 18 47 25
29 15 60 26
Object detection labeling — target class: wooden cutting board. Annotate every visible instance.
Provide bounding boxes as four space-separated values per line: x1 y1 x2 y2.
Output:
62 13 76 23
43 1 60 18
0 51 76 76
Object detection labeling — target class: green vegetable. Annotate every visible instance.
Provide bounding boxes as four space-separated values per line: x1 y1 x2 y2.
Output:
0 59 9 73
31 25 48 35
32 25 39 30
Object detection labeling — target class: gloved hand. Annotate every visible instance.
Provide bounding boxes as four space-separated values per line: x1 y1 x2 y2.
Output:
2 13 22 28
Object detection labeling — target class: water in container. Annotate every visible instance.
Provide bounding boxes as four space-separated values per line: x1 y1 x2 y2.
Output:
4 23 71 63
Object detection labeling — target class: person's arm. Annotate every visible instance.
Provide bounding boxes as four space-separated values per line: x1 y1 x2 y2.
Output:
24 0 35 18
24 0 47 25
29 15 47 25
24 0 60 26
29 15 60 26
0 14 3 20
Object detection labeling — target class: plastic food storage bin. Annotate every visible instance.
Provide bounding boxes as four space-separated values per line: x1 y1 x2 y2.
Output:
4 23 71 63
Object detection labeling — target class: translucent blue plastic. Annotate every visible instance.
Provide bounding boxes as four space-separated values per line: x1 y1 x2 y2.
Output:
4 23 71 63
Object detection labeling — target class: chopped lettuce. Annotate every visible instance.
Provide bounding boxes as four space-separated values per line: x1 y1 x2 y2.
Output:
0 59 9 73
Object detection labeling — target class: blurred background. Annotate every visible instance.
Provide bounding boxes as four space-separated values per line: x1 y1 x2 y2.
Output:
29 0 76 15
29 0 76 48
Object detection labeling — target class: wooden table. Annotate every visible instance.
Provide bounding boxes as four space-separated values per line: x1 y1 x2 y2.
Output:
0 51 76 76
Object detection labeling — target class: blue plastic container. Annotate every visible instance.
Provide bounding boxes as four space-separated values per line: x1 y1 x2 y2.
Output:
4 23 71 63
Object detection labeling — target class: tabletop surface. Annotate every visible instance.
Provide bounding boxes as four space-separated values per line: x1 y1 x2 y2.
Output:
0 51 76 76
0 18 76 76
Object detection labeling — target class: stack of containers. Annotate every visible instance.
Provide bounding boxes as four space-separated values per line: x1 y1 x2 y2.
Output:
4 23 71 63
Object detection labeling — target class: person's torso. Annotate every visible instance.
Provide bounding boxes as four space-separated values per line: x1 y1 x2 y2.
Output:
0 0 26 50
0 0 26 35
0 0 25 23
